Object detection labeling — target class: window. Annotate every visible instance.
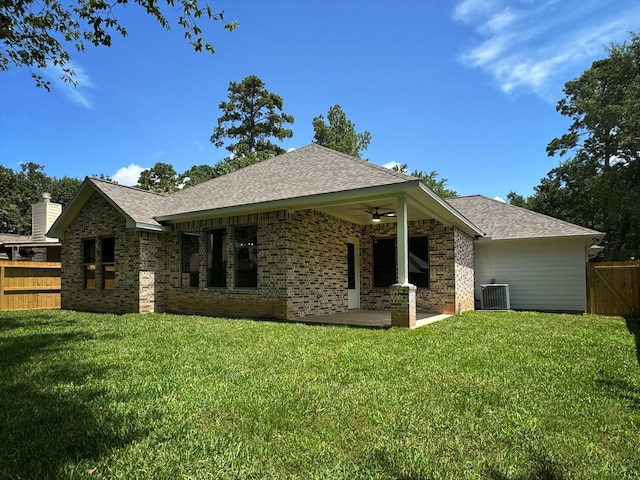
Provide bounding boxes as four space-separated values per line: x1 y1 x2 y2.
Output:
207 229 227 288
234 225 257 288
83 239 96 289
373 238 396 288
101 237 115 290
372 236 430 288
181 232 200 287
409 236 429 288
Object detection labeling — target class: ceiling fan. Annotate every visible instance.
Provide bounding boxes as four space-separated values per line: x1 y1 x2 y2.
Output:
366 207 395 223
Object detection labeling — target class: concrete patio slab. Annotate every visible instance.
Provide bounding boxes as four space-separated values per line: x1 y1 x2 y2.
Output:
297 310 451 329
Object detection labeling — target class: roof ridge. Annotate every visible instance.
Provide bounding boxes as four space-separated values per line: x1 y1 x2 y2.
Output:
88 176 168 197
307 143 415 181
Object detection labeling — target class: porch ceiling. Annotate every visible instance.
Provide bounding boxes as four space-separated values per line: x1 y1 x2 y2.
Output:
315 197 432 226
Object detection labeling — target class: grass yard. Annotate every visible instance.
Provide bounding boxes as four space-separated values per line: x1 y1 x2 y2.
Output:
0 310 639 479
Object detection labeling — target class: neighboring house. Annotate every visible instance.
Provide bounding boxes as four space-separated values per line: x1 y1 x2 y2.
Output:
0 193 62 262
48 144 601 325
447 195 603 312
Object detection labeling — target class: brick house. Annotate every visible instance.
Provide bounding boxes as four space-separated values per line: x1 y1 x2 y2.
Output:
49 144 483 327
49 144 601 325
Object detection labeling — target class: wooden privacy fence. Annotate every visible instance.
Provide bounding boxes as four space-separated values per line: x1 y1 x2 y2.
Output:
0 261 61 311
587 261 640 316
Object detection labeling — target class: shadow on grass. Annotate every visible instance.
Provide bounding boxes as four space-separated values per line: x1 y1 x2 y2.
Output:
0 331 146 478
365 448 567 480
0 310 80 332
484 451 566 480
625 316 640 366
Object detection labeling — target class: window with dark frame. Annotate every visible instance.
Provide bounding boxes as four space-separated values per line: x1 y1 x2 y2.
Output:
101 237 115 290
83 239 96 289
234 225 257 288
207 229 227 288
373 238 396 288
372 236 430 288
181 232 200 288
408 236 429 288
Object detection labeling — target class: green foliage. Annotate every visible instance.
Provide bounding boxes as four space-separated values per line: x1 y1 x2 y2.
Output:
0 163 81 234
312 105 371 158
0 0 237 89
392 164 458 198
178 164 223 188
0 309 638 478
513 32 640 260
210 75 294 172
136 162 179 193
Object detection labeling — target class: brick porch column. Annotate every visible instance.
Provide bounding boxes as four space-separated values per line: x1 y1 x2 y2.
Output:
391 283 416 328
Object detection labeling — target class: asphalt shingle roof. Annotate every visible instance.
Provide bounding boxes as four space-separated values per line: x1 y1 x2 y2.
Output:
158 144 414 218
90 177 167 228
446 195 602 240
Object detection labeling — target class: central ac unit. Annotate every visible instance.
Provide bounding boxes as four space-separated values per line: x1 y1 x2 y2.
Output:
480 284 510 310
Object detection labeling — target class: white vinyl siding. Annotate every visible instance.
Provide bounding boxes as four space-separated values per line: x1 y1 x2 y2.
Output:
474 238 589 312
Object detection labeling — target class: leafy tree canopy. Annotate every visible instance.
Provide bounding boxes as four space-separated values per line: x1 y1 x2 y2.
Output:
312 105 371 159
510 32 640 260
210 75 294 172
1 0 237 89
0 163 81 234
392 164 458 198
136 162 179 193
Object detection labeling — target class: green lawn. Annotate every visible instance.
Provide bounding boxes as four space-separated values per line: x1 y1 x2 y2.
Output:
0 310 638 479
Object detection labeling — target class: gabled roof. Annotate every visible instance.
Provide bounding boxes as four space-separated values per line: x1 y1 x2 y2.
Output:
156 144 415 220
446 195 603 241
90 178 167 228
50 145 485 237
48 177 168 238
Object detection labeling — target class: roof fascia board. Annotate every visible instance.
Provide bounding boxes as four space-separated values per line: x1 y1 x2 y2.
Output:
475 234 603 245
409 184 485 237
47 178 95 238
155 182 418 223
127 219 170 232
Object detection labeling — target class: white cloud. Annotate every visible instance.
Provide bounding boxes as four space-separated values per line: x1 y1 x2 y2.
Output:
45 63 95 109
382 161 402 170
287 147 297 152
195 141 204 151
494 196 506 203
113 164 146 186
453 0 640 99
454 0 499 22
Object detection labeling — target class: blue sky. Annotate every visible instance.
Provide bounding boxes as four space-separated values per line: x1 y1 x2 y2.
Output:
1 0 639 200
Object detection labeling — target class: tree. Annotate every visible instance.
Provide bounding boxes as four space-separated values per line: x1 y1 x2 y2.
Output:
1 0 238 89
210 75 294 171
392 164 458 198
512 33 640 260
312 105 371 158
178 164 227 188
0 163 81 234
136 162 179 193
